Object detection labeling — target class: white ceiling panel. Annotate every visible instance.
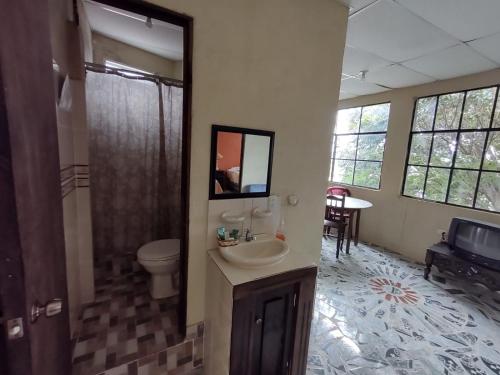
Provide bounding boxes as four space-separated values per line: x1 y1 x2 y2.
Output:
468 33 500 66
347 0 458 63
367 64 435 88
395 0 500 42
403 44 497 80
342 45 391 76
84 0 183 61
339 91 357 100
346 0 378 15
341 78 388 96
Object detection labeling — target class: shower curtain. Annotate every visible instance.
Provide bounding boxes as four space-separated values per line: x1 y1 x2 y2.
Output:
86 71 183 258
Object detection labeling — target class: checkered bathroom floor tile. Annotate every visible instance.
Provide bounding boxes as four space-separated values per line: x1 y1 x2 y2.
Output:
72 259 182 375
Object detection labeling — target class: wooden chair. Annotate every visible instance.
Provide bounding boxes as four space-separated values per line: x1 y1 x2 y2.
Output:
326 186 351 197
323 194 348 259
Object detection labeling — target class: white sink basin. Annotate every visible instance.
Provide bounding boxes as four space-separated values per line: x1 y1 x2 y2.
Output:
219 238 289 269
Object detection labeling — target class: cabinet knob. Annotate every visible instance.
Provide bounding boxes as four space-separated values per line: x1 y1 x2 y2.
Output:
255 318 262 325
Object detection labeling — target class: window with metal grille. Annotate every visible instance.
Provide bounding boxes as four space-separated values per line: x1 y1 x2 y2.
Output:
402 86 500 213
329 102 390 189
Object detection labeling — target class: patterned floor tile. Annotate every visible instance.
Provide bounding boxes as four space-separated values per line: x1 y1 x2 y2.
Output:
72 256 182 375
307 238 500 375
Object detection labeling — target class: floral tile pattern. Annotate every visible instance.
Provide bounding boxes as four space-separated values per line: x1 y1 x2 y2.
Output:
307 239 500 375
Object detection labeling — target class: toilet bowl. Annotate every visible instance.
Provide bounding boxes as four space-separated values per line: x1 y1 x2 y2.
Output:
137 239 180 299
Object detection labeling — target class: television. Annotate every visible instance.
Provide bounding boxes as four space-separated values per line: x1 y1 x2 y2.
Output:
448 217 500 271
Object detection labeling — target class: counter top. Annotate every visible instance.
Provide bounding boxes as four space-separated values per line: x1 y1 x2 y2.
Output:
208 245 317 286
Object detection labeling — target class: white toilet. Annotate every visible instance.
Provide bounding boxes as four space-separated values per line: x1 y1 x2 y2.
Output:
137 239 180 299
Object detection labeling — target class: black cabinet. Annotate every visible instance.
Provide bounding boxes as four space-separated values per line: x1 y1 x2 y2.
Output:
229 267 317 375
252 283 296 375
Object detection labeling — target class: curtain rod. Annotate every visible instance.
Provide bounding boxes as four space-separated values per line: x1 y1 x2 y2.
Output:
84 62 183 88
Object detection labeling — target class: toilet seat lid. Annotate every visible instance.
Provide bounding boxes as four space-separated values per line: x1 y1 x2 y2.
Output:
138 239 180 261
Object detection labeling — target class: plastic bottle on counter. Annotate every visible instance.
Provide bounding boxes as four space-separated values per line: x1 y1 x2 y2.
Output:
276 216 286 241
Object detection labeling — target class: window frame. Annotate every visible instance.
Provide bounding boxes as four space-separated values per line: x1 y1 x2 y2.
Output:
401 84 500 214
330 102 391 190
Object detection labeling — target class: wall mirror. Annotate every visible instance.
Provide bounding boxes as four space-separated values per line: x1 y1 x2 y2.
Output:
209 125 274 199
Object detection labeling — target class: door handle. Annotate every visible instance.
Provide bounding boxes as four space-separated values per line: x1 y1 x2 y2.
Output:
31 299 63 323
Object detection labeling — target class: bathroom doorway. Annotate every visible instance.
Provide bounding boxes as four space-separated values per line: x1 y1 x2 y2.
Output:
71 1 193 374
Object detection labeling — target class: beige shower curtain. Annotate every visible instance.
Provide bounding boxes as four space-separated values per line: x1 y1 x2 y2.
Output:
86 71 183 258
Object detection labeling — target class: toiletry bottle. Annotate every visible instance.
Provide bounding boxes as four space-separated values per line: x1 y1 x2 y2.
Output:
276 216 286 241
217 227 226 241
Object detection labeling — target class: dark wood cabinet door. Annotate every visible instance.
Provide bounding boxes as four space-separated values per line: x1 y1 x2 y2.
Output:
230 267 317 375
252 284 296 375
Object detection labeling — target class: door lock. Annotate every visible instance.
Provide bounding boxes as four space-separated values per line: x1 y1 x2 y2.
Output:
6 318 24 340
31 299 63 323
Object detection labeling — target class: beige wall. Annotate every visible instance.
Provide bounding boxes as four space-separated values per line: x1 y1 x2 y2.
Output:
151 0 349 325
337 69 500 263
77 0 93 62
92 32 183 80
49 0 95 335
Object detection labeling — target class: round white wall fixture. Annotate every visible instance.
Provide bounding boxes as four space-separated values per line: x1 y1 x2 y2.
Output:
287 194 299 206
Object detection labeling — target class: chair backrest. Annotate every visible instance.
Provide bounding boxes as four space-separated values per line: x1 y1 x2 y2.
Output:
326 194 346 221
326 186 351 197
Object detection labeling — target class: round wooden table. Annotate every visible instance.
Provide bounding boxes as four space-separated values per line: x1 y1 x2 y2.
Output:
326 196 373 253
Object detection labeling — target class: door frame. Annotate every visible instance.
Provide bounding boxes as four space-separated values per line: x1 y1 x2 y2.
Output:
82 0 193 336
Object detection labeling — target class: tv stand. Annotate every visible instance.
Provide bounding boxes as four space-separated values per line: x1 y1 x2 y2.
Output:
425 242 500 292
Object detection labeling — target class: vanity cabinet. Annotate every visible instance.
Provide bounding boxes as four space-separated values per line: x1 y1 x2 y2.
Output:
205 250 317 375
230 268 317 375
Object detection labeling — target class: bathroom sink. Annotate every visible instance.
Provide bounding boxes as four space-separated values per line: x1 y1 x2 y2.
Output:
219 238 289 268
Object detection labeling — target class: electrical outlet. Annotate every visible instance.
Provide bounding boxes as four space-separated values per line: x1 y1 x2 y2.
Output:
437 229 447 242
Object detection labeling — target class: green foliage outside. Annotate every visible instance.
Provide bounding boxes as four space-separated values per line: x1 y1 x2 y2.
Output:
332 88 499 212
404 88 499 212
332 103 389 189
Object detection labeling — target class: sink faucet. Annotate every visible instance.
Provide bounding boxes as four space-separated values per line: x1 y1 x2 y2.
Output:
245 228 256 242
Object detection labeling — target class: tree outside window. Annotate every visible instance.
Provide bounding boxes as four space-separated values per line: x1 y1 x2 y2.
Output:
330 103 390 189
403 86 500 213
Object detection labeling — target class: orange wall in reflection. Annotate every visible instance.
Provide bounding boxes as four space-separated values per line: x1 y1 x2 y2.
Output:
217 132 242 170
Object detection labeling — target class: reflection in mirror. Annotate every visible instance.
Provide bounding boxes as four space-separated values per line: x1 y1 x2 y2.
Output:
216 131 243 193
241 135 271 193
210 125 274 199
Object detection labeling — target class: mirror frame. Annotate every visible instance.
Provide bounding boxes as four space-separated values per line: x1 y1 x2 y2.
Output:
209 124 274 200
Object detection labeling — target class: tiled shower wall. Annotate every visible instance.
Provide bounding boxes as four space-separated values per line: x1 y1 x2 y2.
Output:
57 78 95 335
